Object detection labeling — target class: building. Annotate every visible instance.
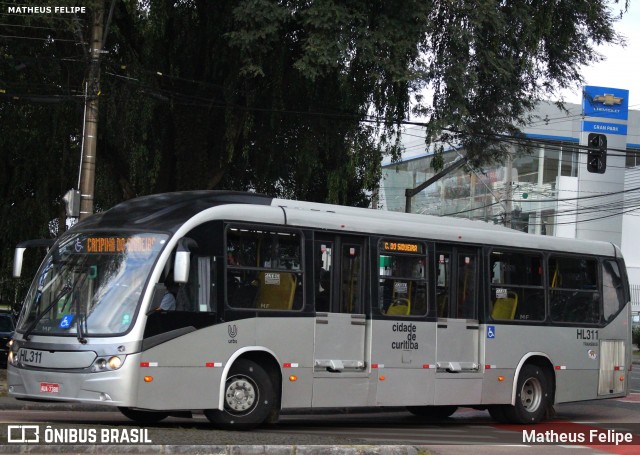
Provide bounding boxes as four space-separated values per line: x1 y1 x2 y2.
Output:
378 87 640 319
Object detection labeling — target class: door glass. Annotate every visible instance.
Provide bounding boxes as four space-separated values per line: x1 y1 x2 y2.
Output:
315 241 333 313
340 244 361 313
457 253 477 319
436 252 451 317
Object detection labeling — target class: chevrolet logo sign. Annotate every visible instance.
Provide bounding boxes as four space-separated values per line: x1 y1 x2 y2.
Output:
592 94 624 106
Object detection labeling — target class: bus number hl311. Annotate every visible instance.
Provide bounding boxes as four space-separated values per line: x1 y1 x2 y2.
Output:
576 329 598 340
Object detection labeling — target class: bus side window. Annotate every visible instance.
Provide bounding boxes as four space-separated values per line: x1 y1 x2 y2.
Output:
378 240 427 317
603 260 625 322
490 250 544 322
549 256 600 323
226 227 303 311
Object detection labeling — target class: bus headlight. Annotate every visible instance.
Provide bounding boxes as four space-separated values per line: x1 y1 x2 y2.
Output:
107 356 123 370
92 355 125 372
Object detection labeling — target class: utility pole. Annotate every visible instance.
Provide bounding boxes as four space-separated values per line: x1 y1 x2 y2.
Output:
504 151 513 228
78 3 104 220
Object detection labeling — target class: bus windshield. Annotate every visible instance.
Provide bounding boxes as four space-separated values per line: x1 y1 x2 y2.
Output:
17 232 168 337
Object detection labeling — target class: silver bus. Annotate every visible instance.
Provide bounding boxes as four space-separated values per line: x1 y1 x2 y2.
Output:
7 191 631 428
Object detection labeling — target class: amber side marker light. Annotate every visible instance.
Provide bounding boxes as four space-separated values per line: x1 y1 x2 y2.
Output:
498 376 505 382
379 376 386 381
144 376 154 383
289 375 297 382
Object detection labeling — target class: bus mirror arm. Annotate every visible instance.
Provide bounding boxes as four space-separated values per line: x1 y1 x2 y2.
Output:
174 237 198 284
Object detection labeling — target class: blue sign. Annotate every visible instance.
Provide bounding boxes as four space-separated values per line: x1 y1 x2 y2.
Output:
582 121 627 136
487 325 496 339
583 86 629 120
59 314 75 329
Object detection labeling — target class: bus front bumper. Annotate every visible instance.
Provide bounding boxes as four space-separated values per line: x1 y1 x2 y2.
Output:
7 356 139 407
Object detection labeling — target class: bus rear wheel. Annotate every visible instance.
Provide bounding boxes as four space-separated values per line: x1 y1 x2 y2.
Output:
407 405 458 419
204 359 277 430
118 407 169 423
502 364 550 424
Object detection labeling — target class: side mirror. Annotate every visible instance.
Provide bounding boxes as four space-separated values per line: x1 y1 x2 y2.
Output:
173 238 198 283
13 247 26 278
13 239 55 278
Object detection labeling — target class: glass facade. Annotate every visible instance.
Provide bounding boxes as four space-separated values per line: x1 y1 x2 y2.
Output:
379 142 578 236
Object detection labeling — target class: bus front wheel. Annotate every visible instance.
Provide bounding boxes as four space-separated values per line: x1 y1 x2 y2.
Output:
204 359 277 430
502 364 551 424
118 407 169 423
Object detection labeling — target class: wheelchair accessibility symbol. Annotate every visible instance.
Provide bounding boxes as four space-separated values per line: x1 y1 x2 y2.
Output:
487 325 496 339
59 314 75 329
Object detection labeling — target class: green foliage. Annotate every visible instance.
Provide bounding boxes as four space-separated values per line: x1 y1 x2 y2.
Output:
0 0 628 307
633 326 640 351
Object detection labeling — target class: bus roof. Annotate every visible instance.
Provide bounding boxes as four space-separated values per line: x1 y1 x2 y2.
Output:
73 191 272 233
71 191 618 258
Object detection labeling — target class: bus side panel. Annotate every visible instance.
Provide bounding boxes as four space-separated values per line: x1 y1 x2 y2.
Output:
482 325 603 405
255 316 315 409
136 319 257 410
435 376 483 405
371 319 436 406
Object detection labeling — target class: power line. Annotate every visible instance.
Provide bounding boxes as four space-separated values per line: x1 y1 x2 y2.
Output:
0 33 85 43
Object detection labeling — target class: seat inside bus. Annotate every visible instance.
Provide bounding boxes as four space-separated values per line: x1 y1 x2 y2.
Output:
491 291 518 320
254 272 297 310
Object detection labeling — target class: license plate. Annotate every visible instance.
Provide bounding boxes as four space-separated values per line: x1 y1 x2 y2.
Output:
18 348 44 365
40 382 59 393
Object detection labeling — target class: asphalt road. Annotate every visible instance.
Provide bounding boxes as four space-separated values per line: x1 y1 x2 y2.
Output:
1 364 640 453
1 397 639 450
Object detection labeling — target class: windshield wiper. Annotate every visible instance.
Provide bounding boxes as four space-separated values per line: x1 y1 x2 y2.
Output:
74 277 88 344
23 284 72 340
23 269 90 341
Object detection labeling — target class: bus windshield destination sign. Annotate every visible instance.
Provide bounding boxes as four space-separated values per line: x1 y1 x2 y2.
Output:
81 236 158 255
382 240 422 254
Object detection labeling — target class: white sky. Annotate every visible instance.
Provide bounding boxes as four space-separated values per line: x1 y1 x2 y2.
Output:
560 1 640 108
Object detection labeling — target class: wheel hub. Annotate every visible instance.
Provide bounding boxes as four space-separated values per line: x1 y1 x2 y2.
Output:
520 377 542 412
225 377 257 413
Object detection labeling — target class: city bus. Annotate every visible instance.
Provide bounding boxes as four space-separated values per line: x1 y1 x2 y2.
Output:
7 191 631 428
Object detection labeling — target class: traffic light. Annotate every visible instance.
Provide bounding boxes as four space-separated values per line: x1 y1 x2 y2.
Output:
587 133 607 174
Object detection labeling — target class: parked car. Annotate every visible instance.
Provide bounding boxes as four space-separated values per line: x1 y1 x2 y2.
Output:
0 310 15 368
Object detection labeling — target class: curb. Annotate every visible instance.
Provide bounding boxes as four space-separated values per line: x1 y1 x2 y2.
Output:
0 396 114 412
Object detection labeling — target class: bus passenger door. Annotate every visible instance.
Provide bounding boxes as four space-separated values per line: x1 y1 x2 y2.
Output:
435 247 482 404
312 235 369 407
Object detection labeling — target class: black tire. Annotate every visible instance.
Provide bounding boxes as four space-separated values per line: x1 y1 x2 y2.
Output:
503 364 551 424
407 405 458 419
118 407 169 423
204 359 277 430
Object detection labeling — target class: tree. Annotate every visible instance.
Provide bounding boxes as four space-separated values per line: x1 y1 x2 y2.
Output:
419 0 628 170
0 0 628 307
